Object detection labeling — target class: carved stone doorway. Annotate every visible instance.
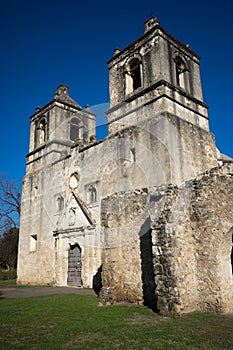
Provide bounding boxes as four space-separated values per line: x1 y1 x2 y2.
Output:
67 244 82 287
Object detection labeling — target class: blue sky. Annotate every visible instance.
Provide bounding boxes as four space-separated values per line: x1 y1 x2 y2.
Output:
0 0 232 184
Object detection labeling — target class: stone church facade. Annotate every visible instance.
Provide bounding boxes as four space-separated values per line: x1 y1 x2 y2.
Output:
17 17 233 316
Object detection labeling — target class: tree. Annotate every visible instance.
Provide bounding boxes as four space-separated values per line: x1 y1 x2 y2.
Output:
0 227 19 269
0 175 21 274
0 175 21 235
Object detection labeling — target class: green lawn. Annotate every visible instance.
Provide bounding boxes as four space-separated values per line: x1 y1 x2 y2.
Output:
0 294 233 350
0 279 50 289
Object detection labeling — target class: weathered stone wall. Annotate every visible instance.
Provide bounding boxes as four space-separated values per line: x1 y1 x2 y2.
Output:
99 189 149 305
19 105 217 289
108 23 204 109
17 18 232 317
17 146 103 287
99 169 233 316
190 170 233 313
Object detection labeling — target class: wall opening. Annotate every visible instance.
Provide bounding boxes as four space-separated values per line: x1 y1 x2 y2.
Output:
87 185 97 204
70 117 80 141
35 117 47 147
125 58 142 94
30 234 37 252
93 265 102 296
68 208 76 226
56 195 64 211
130 147 136 162
139 218 158 312
67 243 82 287
39 119 46 144
174 56 187 89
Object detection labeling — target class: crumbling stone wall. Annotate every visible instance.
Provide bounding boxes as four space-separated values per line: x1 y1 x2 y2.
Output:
99 168 233 316
189 169 233 313
99 189 149 305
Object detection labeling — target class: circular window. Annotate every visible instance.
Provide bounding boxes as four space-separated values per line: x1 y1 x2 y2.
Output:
69 173 79 189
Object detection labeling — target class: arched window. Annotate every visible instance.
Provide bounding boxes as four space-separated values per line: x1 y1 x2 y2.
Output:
37 118 47 145
56 196 64 211
70 117 79 141
68 208 76 226
87 185 97 204
174 56 187 89
125 58 142 94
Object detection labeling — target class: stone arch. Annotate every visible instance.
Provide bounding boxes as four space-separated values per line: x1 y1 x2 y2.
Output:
125 56 143 94
35 117 47 147
174 55 188 89
56 195 64 211
70 117 80 141
87 185 97 204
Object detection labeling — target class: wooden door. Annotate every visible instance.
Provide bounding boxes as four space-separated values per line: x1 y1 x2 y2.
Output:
67 244 82 286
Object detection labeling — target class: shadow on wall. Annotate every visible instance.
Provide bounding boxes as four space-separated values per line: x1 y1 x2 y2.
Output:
93 265 102 296
139 218 159 312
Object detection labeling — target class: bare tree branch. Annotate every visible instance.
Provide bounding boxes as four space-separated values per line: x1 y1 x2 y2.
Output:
0 175 21 234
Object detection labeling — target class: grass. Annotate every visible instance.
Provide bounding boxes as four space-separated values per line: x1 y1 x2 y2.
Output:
0 279 50 289
0 294 233 350
0 279 16 284
0 280 92 290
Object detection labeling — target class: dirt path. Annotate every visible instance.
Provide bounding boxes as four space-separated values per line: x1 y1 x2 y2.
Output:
0 282 96 299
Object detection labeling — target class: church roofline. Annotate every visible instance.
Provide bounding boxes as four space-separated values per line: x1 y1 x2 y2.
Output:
107 18 200 65
219 153 233 163
29 98 95 120
29 85 96 120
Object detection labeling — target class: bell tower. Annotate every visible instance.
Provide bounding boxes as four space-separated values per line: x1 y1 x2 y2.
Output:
27 84 96 169
107 17 209 134
106 16 218 185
